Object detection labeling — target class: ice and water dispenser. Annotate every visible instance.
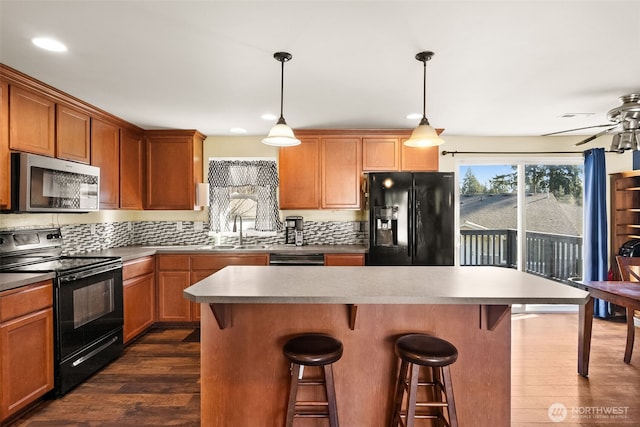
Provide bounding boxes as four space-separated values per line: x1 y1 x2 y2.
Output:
373 206 398 247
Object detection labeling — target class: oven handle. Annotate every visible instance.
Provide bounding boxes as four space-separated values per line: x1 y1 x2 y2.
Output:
71 335 119 367
58 263 122 283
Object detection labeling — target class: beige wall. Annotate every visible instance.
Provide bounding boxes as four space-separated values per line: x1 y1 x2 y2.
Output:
1 133 634 230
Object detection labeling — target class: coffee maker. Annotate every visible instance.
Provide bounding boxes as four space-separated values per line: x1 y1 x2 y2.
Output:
285 216 304 246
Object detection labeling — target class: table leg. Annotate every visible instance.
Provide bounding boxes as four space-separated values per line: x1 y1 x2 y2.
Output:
578 297 593 377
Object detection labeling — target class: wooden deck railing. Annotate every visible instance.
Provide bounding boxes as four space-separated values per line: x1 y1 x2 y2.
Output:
460 229 583 283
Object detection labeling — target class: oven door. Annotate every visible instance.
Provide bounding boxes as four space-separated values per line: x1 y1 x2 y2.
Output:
55 264 123 361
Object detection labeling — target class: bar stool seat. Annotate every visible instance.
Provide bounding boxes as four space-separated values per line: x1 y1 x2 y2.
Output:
283 333 343 427
390 334 458 427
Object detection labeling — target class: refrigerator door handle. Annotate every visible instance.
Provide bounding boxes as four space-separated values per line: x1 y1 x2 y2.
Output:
408 188 413 258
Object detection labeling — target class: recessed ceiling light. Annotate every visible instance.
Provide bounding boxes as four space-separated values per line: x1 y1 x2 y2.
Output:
261 113 277 121
230 128 247 134
406 113 422 120
32 37 67 52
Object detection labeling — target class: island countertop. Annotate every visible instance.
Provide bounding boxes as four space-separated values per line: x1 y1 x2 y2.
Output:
184 265 589 305
193 265 588 426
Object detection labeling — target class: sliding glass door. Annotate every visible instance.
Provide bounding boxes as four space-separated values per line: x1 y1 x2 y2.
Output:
458 159 583 306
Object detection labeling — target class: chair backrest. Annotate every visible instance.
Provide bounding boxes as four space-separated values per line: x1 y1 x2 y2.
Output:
615 255 640 282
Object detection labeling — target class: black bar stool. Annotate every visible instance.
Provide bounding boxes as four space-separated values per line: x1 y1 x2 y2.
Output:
389 334 458 427
283 333 343 427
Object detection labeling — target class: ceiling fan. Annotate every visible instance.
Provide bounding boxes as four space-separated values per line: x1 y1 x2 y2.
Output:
543 94 640 151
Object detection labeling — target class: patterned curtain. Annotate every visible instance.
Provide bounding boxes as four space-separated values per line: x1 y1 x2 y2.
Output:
208 160 282 232
583 148 611 318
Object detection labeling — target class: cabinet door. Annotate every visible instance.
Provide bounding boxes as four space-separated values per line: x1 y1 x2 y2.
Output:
324 253 365 266
123 272 155 343
321 138 362 209
9 86 55 156
362 138 399 171
400 139 439 171
146 134 195 210
56 104 90 163
0 308 54 420
120 128 145 209
0 80 9 208
279 138 320 209
157 271 192 322
91 118 120 209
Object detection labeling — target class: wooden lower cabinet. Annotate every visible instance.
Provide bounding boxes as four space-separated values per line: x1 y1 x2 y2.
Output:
123 257 155 344
0 281 54 422
157 254 270 323
324 253 365 266
158 270 192 322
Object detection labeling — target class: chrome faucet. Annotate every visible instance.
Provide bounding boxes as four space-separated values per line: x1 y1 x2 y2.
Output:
232 215 243 245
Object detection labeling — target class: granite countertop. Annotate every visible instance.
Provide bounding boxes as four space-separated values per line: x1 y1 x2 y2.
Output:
184 265 589 305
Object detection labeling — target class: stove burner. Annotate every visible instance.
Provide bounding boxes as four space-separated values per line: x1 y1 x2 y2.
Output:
6 256 121 274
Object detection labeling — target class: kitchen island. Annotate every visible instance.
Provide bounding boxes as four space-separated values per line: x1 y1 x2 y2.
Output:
184 266 588 426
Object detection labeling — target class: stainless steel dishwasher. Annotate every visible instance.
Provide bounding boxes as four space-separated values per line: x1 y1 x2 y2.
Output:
269 253 325 266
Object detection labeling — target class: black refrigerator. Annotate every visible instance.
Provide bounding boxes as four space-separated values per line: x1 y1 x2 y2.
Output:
366 172 454 266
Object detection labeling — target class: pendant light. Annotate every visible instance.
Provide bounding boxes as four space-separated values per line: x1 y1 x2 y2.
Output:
404 51 444 147
262 52 301 147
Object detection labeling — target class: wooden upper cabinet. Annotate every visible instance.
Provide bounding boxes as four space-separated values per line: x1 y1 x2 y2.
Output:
120 128 145 209
0 80 9 208
9 85 55 156
56 104 91 163
363 131 439 172
279 138 320 209
321 137 362 209
362 138 400 171
145 130 204 210
91 118 120 209
400 141 439 171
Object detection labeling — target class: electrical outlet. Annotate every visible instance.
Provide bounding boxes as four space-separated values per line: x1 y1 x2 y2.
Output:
194 221 203 231
90 224 96 235
176 221 183 231
127 222 133 232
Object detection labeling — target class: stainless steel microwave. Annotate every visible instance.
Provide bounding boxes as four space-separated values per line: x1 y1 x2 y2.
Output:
7 152 100 212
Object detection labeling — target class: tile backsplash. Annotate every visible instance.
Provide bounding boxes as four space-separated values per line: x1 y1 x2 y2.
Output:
29 220 368 254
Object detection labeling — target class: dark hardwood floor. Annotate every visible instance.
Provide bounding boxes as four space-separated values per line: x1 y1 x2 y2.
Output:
7 328 200 427
6 314 639 426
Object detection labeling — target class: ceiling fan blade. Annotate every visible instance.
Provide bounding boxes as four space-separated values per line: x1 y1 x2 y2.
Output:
574 127 617 146
542 123 616 137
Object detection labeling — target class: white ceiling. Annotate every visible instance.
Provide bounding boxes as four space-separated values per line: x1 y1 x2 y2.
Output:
1 0 640 141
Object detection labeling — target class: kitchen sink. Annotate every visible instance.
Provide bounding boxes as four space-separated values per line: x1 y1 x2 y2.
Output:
232 244 271 250
196 245 235 250
195 244 270 250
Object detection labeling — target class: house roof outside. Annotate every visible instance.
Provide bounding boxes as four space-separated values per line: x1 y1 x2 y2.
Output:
460 192 582 237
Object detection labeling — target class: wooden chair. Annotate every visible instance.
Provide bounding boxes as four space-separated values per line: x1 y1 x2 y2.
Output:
614 256 640 363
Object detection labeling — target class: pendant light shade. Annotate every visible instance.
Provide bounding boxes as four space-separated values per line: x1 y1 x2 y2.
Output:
262 52 300 147
404 51 444 148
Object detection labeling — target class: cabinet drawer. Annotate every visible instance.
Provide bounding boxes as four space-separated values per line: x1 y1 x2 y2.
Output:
0 281 53 322
191 254 269 270
158 255 190 271
123 256 155 280
324 253 365 266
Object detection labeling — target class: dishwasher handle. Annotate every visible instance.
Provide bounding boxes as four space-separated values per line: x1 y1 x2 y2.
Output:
269 253 325 265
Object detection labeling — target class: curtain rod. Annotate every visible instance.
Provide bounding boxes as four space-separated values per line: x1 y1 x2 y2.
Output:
441 150 619 156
